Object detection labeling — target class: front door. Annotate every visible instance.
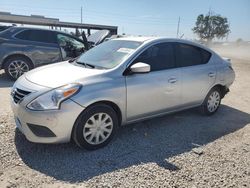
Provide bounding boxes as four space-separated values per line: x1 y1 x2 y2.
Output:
126 42 181 121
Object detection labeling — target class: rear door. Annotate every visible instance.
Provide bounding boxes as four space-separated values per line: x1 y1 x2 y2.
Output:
126 42 182 121
15 29 61 65
175 43 216 106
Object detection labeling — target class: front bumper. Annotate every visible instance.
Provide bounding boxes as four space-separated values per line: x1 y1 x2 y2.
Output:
11 96 84 144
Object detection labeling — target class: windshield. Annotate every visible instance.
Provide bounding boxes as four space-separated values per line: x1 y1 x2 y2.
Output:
76 40 142 69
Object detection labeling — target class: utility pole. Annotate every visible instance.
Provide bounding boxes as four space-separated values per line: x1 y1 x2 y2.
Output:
208 7 212 44
208 6 212 16
176 17 180 38
81 6 83 24
81 6 83 33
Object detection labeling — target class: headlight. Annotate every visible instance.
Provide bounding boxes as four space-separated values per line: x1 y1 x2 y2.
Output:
27 83 81 111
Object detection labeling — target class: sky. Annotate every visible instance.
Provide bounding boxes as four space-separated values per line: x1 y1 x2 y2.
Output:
1 0 250 41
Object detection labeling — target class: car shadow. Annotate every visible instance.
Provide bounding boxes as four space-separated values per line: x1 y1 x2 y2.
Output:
0 71 14 88
15 105 250 183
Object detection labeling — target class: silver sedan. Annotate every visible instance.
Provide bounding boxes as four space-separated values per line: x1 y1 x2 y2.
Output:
11 37 235 150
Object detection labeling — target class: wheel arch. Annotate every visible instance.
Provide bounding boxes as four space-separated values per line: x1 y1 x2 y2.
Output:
1 54 34 69
89 100 123 126
71 100 123 141
201 84 229 106
210 84 229 98
71 100 122 143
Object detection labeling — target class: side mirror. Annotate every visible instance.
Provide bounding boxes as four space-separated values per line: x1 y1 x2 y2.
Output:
130 62 150 74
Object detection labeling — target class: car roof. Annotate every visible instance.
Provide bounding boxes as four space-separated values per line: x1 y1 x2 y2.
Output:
113 36 157 42
114 36 196 44
114 36 213 53
10 26 68 34
2 26 84 42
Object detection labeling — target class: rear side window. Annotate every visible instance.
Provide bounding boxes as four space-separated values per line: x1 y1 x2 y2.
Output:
200 48 211 63
15 29 57 44
134 42 175 71
175 43 211 67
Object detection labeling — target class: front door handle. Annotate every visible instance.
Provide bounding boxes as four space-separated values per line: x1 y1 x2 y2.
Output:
168 78 177 83
208 72 216 77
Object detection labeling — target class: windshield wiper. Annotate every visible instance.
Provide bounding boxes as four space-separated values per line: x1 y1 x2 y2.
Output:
76 61 95 69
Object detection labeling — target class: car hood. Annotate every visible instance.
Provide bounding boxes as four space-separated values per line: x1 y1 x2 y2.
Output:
87 30 110 45
25 61 106 88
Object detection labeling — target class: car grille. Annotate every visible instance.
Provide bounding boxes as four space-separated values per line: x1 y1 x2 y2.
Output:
12 88 31 103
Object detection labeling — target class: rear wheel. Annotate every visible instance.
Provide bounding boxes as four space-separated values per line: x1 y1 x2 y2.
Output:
201 87 221 115
4 56 33 80
72 104 119 150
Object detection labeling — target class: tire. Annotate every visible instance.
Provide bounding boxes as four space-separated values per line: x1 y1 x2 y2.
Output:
201 87 221 115
4 56 33 80
72 104 119 150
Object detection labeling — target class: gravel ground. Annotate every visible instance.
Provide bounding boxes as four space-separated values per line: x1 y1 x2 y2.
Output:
0 51 249 187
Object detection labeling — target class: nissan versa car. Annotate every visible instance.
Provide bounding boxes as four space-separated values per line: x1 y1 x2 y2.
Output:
11 37 235 150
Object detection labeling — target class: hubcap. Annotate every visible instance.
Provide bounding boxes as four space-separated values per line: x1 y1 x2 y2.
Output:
8 60 29 79
207 91 220 112
83 113 113 145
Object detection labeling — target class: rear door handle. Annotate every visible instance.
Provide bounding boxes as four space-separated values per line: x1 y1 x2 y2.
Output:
168 78 177 83
208 72 216 77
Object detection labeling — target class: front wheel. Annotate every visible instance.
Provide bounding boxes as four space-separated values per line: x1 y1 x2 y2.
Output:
72 104 119 150
201 87 221 115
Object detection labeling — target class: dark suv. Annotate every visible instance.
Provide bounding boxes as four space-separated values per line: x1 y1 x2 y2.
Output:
0 27 87 79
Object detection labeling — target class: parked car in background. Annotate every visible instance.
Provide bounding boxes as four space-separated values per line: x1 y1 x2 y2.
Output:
0 27 88 79
11 37 235 150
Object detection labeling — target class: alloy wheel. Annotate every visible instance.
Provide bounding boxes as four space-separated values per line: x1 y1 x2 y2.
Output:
8 60 29 79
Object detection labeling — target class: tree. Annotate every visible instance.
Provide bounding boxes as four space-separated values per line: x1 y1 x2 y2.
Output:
236 38 243 45
192 12 230 43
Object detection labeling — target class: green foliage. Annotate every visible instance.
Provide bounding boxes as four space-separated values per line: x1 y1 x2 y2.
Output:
236 38 243 43
193 13 230 42
236 38 244 46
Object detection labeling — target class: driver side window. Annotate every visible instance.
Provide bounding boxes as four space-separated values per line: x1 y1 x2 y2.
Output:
133 42 175 71
57 34 84 60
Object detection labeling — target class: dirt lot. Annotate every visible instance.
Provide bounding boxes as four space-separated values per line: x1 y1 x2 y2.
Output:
0 50 249 187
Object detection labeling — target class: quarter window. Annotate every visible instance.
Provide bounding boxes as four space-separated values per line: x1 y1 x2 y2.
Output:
175 43 211 67
134 43 175 71
15 29 57 44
